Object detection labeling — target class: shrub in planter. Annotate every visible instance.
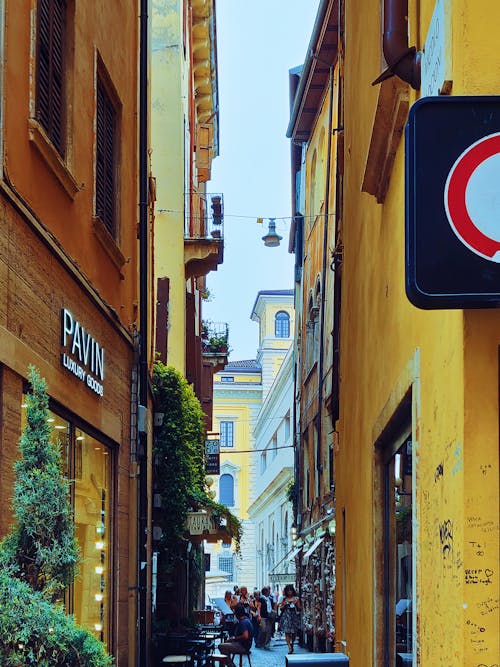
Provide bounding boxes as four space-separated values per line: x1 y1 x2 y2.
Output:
0 367 113 666
0 570 112 666
0 367 79 600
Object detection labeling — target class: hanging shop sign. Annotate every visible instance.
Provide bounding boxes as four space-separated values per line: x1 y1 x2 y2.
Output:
186 511 219 535
406 96 500 308
205 439 220 475
61 308 105 396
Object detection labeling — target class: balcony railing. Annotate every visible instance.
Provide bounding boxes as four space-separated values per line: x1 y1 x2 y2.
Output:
185 192 224 241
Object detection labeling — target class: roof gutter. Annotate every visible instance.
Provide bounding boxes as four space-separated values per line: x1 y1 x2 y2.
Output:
286 0 331 139
373 0 421 89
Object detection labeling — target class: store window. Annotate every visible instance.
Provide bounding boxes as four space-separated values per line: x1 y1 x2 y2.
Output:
21 400 113 647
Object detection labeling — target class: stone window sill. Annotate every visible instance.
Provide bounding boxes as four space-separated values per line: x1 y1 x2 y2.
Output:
28 118 80 199
92 216 126 276
361 77 409 204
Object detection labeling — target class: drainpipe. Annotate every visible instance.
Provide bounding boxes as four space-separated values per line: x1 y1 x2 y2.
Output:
138 0 149 664
375 0 421 89
316 60 335 482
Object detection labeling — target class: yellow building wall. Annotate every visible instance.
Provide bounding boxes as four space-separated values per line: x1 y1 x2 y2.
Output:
336 1 500 665
213 399 259 522
258 303 296 344
151 2 188 372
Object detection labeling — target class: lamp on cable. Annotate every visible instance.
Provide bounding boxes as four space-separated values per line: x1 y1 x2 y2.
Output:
262 218 283 247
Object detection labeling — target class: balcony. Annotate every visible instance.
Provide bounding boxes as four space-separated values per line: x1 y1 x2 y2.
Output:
184 192 224 279
202 320 229 371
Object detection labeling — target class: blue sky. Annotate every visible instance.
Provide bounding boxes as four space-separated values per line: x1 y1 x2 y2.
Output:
203 0 320 360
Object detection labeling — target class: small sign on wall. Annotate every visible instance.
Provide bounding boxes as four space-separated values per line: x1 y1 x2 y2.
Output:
61 308 105 396
205 439 220 475
421 0 452 96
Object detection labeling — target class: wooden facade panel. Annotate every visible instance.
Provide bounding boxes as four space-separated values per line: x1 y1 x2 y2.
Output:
0 261 8 327
0 367 23 536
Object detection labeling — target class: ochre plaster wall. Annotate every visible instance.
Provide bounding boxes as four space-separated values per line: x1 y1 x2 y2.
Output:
336 1 500 665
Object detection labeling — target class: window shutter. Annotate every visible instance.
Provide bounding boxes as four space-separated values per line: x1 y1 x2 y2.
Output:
36 0 66 156
96 79 116 235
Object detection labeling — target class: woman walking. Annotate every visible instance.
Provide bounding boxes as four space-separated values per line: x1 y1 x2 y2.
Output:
278 584 301 654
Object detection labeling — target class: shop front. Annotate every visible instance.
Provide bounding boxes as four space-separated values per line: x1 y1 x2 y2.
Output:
0 201 137 662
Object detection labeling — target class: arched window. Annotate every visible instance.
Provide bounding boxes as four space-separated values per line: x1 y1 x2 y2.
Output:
219 473 234 506
275 311 290 338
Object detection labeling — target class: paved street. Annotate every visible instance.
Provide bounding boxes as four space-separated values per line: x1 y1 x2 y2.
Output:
244 633 309 667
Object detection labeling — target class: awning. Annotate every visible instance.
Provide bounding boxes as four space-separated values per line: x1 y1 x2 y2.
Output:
286 545 303 563
269 572 297 583
302 537 324 565
205 568 231 584
269 545 302 578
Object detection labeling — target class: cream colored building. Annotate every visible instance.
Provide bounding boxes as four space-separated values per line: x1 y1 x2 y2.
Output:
207 290 295 599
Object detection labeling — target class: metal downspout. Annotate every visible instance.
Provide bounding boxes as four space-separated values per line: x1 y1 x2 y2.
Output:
138 0 149 664
316 62 335 485
374 0 421 89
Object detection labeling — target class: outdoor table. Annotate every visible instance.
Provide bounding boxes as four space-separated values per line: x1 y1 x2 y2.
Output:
162 655 192 666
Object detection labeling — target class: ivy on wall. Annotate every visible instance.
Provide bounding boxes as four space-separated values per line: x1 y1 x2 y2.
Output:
152 362 242 563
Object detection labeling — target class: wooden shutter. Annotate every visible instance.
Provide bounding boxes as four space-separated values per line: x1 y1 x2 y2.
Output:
36 0 66 156
96 79 116 235
155 277 170 363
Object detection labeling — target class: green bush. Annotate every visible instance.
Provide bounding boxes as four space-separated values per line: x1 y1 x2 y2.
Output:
0 367 79 601
0 570 112 666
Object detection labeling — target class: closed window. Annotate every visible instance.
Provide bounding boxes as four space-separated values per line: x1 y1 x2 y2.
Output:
218 553 234 581
220 421 234 447
96 77 117 236
275 311 290 338
36 0 67 156
219 473 234 506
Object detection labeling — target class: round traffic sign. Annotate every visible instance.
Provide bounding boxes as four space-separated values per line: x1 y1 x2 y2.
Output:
444 132 500 262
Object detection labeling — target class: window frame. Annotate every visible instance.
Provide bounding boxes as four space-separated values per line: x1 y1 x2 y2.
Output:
95 75 117 236
220 420 234 448
374 393 414 667
275 310 290 338
21 388 116 650
35 0 67 157
219 473 235 507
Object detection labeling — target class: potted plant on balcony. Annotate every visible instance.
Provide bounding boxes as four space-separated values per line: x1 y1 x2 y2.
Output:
208 334 228 354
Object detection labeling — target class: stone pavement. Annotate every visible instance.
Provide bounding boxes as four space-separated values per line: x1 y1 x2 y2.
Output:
248 632 309 667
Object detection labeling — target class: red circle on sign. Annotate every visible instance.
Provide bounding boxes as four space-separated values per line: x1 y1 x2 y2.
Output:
444 132 500 262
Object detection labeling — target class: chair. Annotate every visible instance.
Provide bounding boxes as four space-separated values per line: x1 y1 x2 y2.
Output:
231 649 252 667
208 652 231 667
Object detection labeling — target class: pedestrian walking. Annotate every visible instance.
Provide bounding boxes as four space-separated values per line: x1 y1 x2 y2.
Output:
258 586 274 649
278 584 301 654
250 589 262 647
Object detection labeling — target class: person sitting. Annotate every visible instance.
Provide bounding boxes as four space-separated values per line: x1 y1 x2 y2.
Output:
218 604 253 667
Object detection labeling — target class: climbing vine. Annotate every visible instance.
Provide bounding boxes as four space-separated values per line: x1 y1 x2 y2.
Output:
152 362 241 563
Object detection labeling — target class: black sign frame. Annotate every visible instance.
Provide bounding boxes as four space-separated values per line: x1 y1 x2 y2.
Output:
406 96 500 309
